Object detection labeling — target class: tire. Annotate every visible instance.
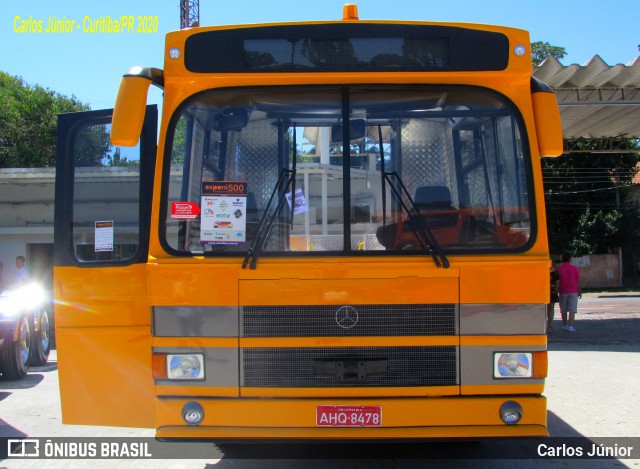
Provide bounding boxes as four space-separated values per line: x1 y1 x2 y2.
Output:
30 309 51 366
0 316 31 380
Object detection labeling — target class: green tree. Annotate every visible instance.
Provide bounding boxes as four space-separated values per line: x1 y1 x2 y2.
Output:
73 123 112 167
542 148 640 256
533 42 640 257
171 116 188 164
0 71 90 167
531 41 567 66
104 147 138 167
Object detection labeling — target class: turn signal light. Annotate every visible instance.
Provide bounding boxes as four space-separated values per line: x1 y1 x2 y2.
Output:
533 351 548 379
152 353 167 380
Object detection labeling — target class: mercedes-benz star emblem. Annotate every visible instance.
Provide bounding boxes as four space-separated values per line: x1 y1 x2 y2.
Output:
335 306 359 329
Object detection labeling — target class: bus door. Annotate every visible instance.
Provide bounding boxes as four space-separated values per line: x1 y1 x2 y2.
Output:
53 106 157 427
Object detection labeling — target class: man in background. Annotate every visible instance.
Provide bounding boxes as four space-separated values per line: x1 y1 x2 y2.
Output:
15 255 30 286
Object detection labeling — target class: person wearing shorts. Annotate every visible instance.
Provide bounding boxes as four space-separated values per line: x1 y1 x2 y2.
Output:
556 251 582 332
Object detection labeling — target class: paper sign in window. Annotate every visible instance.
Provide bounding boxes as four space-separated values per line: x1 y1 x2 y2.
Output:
95 221 114 252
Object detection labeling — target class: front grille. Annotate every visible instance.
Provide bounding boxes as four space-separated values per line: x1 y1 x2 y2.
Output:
242 304 456 337
242 346 457 387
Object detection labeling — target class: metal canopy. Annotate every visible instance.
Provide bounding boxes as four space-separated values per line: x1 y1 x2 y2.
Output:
533 55 640 143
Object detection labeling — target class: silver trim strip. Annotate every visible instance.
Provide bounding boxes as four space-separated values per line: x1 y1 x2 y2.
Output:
153 306 238 337
460 304 546 335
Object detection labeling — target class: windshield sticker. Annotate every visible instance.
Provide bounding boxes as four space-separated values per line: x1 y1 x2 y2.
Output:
285 188 308 216
201 181 247 245
171 201 200 219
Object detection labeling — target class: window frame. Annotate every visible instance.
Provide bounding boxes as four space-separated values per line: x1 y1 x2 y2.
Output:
159 85 536 259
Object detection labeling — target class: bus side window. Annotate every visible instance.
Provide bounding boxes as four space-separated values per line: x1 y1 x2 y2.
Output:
55 106 156 266
71 122 143 262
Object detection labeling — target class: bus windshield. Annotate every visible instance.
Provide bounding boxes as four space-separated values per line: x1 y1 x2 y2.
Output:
163 85 532 257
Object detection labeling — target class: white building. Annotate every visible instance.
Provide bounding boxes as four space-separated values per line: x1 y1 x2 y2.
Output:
0 168 56 290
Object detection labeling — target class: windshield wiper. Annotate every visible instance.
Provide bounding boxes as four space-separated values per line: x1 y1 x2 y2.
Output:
243 125 299 270
242 168 296 270
377 126 448 268
385 172 449 268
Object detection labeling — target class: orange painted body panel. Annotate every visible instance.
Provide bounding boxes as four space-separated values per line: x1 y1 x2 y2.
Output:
461 384 545 395
460 335 547 347
153 337 237 348
54 265 150 328
56 327 155 428
238 386 460 398
240 277 459 306
55 260 548 429
144 260 548 305
148 264 239 306
460 261 549 304
155 386 239 398
54 264 155 428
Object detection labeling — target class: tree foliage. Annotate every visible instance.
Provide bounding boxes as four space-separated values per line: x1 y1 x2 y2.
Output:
171 116 188 164
531 41 567 66
0 71 93 167
534 41 640 257
104 147 139 167
72 123 113 167
542 148 640 256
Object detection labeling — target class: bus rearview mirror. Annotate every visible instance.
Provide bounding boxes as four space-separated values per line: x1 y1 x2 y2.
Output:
531 81 563 158
331 119 366 142
214 109 249 132
111 76 152 147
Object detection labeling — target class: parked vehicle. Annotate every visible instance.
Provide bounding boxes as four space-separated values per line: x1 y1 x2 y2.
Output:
0 283 51 379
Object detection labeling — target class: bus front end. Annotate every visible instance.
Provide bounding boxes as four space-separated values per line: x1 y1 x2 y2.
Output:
55 8 562 440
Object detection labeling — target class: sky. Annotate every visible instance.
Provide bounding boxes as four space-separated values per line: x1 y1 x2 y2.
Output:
2 0 639 110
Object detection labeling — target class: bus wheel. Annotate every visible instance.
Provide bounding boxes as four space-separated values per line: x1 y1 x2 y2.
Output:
1 316 31 379
31 310 51 366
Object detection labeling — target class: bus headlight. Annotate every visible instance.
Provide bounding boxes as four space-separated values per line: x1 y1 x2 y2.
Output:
167 354 205 380
494 352 532 378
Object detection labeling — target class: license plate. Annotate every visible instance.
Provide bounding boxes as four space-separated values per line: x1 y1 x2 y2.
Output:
316 405 382 427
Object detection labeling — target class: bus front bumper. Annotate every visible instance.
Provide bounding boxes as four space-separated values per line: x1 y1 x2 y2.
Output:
155 395 547 440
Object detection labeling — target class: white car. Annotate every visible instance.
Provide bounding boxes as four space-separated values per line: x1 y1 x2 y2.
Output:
0 283 51 379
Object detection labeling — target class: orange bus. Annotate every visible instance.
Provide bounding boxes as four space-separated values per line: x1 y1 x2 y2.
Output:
54 4 562 439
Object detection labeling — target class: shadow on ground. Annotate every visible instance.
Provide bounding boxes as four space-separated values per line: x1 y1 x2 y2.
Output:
548 318 640 351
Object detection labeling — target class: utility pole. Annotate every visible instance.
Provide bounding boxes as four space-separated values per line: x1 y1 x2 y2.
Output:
180 0 200 29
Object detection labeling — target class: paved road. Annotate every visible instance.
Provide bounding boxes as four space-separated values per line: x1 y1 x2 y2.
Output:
548 293 640 346
1 295 639 468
